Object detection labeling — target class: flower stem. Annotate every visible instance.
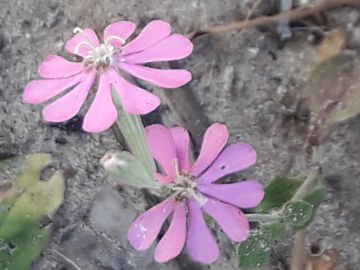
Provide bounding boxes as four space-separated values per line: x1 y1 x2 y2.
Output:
291 168 319 201
246 213 281 223
112 91 156 175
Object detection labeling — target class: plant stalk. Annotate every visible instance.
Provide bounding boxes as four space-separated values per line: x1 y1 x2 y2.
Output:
246 213 281 223
112 92 156 175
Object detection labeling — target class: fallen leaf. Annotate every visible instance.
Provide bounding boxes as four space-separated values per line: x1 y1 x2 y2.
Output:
306 249 339 270
318 28 346 61
0 180 13 203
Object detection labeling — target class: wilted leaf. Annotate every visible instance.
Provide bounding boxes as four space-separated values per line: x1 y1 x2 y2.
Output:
0 181 13 204
0 153 64 270
318 28 345 61
101 150 157 189
238 222 285 268
283 201 314 229
258 176 304 213
306 249 339 270
303 53 360 135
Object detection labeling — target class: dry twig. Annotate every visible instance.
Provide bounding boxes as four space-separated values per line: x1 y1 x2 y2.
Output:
187 0 360 39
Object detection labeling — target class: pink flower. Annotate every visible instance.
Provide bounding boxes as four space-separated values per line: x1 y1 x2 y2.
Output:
23 21 193 133
128 123 264 264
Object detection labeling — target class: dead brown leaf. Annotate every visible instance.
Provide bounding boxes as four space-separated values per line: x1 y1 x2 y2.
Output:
0 180 13 203
306 249 340 270
318 28 346 61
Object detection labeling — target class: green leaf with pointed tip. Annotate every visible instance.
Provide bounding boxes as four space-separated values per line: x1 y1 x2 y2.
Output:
238 222 285 268
304 187 326 207
283 201 314 229
0 153 64 270
101 150 157 189
258 176 304 213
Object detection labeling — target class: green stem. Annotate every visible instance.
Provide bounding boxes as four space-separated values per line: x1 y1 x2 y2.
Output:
291 168 319 201
246 213 281 223
112 91 156 174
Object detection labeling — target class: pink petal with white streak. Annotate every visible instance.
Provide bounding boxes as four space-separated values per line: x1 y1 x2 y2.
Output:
118 63 191 88
128 197 176 251
203 198 249 242
154 202 186 263
23 73 84 104
170 127 191 173
197 180 264 208
82 70 117 133
122 20 171 55
186 199 219 264
103 21 136 48
124 34 193 64
197 143 257 184
42 71 96 122
65 28 100 57
37 55 83 79
144 124 177 181
108 69 160 115
190 123 229 176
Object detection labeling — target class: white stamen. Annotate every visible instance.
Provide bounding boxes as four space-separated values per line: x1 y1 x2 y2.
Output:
73 27 85 34
74 41 96 54
106 35 126 45
72 27 127 71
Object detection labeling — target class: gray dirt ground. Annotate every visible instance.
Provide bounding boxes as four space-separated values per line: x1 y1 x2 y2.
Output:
1 0 360 269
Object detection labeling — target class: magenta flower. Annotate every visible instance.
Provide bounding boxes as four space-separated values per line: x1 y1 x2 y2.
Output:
128 123 264 264
23 20 193 132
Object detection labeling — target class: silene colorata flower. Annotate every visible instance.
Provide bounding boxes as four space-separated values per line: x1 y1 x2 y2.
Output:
128 123 264 264
23 20 193 132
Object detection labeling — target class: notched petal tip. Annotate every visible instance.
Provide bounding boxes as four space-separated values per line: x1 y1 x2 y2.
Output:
190 122 229 176
128 198 176 251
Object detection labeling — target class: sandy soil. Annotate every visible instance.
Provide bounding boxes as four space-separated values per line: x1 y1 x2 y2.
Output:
1 0 360 269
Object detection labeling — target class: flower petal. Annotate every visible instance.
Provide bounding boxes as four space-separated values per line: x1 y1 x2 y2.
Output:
124 34 193 64
103 21 136 48
65 28 100 57
170 127 191 174
197 143 257 184
144 124 177 181
197 180 264 208
186 199 219 264
117 63 191 88
108 69 160 115
23 73 84 104
42 71 96 122
37 55 83 79
203 198 249 242
128 197 176 251
122 20 171 55
190 123 229 177
82 70 117 133
154 202 186 263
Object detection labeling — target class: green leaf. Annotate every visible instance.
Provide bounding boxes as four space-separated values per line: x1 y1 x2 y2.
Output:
304 187 326 207
258 176 304 213
283 201 314 229
0 153 64 270
238 223 284 268
101 150 157 189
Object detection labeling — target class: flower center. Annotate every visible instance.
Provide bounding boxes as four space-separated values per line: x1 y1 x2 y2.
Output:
167 161 207 205
82 43 115 71
73 27 125 72
168 174 196 200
